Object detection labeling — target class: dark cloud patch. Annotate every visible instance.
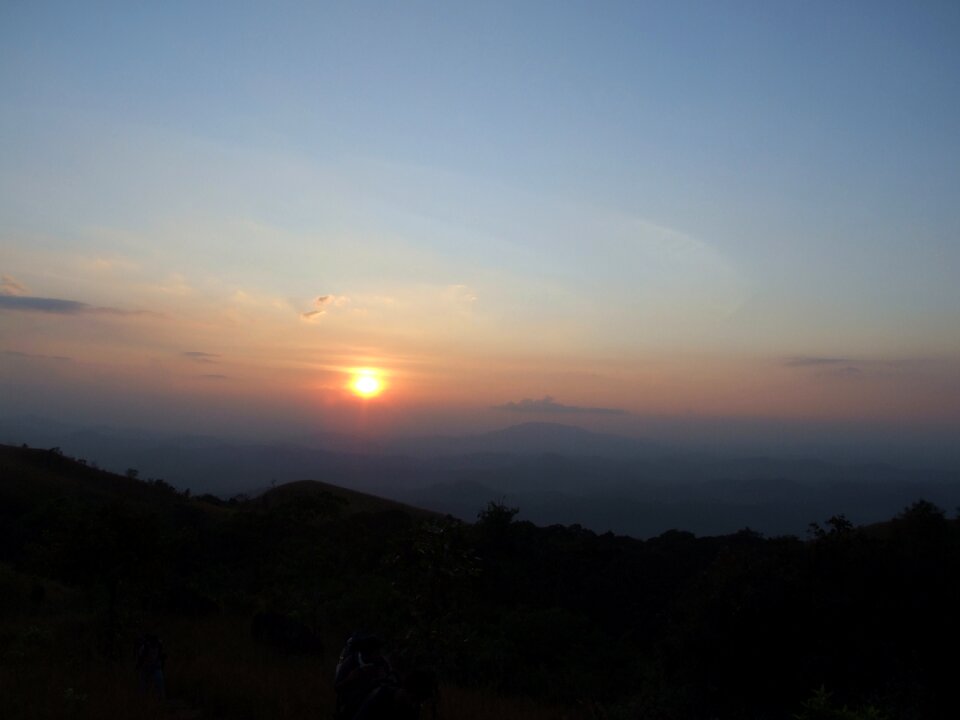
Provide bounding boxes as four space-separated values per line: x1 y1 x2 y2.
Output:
784 355 868 378
0 296 90 314
4 350 71 361
183 351 219 363
0 295 150 316
494 395 627 416
783 356 848 367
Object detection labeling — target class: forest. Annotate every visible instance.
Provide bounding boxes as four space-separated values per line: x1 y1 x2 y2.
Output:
1 442 958 719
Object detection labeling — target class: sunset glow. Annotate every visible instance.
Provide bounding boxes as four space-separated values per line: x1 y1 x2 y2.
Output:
0 3 958 453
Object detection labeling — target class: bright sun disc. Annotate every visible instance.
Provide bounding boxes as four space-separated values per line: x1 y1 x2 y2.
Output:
350 372 383 398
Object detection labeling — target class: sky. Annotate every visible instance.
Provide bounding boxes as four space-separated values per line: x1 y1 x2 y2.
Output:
2 1 959 449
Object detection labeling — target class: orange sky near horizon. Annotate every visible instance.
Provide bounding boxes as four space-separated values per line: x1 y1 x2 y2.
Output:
3 283 958 441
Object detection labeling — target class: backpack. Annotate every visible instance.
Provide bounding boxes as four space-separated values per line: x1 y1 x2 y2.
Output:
351 667 439 720
334 633 391 720
135 634 165 673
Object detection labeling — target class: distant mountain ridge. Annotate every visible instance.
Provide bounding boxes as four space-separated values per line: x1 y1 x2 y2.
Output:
3 415 959 538
380 421 664 458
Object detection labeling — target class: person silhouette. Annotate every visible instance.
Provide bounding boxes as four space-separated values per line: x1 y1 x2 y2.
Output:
334 633 391 719
134 633 166 699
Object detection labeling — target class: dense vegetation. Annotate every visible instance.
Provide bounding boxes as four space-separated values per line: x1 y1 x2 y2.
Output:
1 443 958 719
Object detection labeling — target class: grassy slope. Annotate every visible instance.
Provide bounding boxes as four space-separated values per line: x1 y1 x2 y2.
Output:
0 443 584 719
255 477 442 520
0 444 186 504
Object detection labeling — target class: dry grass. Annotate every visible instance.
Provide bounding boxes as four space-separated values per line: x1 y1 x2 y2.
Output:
163 614 333 720
1 609 595 720
0 611 329 720
0 630 166 720
439 685 596 720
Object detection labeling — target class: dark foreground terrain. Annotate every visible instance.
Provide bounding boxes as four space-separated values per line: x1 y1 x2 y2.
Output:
1 442 958 719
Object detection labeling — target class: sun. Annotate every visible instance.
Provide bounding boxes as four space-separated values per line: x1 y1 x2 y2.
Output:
349 370 384 398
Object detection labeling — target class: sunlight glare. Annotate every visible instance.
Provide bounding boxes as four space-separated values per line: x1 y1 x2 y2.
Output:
349 370 384 398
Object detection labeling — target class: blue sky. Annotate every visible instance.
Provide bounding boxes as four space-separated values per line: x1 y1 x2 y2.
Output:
2 1 959 439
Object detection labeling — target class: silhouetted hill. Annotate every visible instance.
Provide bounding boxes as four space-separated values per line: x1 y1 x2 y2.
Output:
0 443 437 521
0 443 197 509
256 479 441 520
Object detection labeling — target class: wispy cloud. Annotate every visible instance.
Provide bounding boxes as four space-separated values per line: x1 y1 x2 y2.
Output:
0 295 153 316
300 294 350 321
1 275 27 296
183 351 220 363
494 395 627 416
783 356 849 367
83 256 140 274
443 284 477 304
783 355 868 380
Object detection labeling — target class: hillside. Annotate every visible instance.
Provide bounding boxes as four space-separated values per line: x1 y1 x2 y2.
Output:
2 442 959 719
0 443 190 506
0 442 436 523
255 478 441 520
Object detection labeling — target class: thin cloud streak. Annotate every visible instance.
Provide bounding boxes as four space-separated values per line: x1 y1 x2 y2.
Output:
183 351 220 363
783 356 849 367
4 350 72 361
0 295 153 316
494 395 627 416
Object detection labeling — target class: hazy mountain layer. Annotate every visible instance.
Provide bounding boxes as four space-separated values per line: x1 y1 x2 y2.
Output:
3 417 958 538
